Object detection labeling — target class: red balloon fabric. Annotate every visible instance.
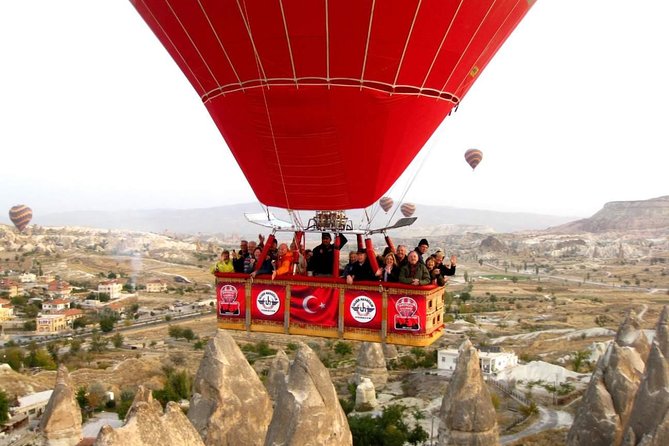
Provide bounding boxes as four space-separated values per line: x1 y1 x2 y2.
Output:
131 0 534 210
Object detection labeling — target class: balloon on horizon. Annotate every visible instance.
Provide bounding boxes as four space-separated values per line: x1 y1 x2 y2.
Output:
400 203 416 218
379 197 394 213
9 204 32 232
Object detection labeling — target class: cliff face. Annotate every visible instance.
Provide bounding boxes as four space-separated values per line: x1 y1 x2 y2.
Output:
553 196 669 233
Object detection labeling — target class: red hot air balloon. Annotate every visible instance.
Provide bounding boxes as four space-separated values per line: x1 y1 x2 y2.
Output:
464 149 483 170
379 197 394 213
400 203 416 218
9 205 32 232
131 0 535 211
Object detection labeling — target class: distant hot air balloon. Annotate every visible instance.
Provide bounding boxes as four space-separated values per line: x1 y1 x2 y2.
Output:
400 203 416 218
379 197 394 213
464 149 483 170
9 205 32 232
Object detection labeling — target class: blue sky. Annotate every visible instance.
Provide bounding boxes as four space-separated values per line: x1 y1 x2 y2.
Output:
1 1 667 223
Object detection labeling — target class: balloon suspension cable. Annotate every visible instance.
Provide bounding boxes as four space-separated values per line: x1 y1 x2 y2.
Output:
288 209 304 231
386 133 438 226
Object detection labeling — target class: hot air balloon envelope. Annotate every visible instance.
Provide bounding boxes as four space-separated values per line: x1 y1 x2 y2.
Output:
9 205 32 232
131 0 535 210
465 149 483 170
379 197 394 213
400 203 416 218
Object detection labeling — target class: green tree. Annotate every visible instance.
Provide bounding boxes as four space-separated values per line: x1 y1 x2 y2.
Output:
99 316 116 333
116 389 135 420
25 348 56 370
89 329 108 353
334 341 353 356
572 350 590 372
73 317 87 329
23 304 40 318
111 333 124 348
0 390 10 423
168 325 184 339
23 320 36 331
76 386 88 411
152 368 192 407
3 347 25 371
182 328 196 342
98 293 111 303
70 339 82 354
349 404 427 446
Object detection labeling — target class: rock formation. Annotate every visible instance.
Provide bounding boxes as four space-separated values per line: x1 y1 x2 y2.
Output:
382 343 399 360
94 401 204 446
353 342 388 390
39 365 82 446
126 385 162 421
567 312 648 446
266 349 290 402
438 339 499 446
264 343 352 446
354 377 377 411
188 331 272 446
622 313 669 446
655 306 669 358
614 311 650 362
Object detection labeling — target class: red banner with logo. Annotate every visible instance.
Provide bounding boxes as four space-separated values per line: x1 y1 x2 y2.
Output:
289 286 338 327
388 292 426 334
344 290 382 330
251 284 285 322
216 282 245 318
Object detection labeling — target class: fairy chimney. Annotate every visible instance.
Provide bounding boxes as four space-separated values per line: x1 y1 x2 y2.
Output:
39 365 82 446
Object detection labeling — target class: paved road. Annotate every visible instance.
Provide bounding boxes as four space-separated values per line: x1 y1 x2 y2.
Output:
500 406 570 444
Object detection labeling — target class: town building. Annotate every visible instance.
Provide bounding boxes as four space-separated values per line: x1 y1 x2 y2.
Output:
42 298 70 313
36 314 67 333
0 298 14 321
60 308 84 326
11 390 53 420
0 279 20 298
437 346 518 375
98 280 123 299
18 273 37 283
145 279 167 293
47 280 72 298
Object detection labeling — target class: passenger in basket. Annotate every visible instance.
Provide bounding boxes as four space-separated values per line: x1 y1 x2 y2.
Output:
290 241 307 275
399 251 431 285
426 256 446 286
272 243 294 279
395 245 409 268
346 249 376 284
210 250 234 274
375 252 400 283
341 251 358 278
434 248 457 277
232 240 250 272
249 247 273 278
413 238 430 264
308 232 347 277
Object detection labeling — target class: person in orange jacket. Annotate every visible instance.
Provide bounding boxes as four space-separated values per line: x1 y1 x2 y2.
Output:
272 243 294 279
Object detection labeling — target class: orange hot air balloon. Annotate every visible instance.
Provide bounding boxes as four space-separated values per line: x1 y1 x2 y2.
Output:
9 205 32 232
464 149 483 170
400 203 416 218
379 197 394 213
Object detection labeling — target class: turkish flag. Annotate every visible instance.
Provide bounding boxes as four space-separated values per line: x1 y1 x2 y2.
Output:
290 286 338 327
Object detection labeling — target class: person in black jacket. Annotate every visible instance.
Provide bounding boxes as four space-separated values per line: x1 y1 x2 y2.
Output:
375 252 400 283
346 249 375 284
434 249 457 277
308 232 347 276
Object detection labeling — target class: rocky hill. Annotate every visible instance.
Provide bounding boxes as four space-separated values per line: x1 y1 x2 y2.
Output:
549 196 669 234
26 203 576 237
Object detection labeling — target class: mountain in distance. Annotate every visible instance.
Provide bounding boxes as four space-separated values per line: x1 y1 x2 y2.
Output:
34 202 577 237
548 195 669 234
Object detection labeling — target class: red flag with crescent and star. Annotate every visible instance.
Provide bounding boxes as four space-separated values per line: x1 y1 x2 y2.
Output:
289 285 338 327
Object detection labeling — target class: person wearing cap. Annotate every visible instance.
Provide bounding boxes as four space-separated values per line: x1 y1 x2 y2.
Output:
346 249 376 284
399 251 431 286
308 232 347 277
414 238 430 264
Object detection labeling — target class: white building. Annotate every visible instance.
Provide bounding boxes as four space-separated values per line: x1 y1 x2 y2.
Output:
11 390 53 420
98 280 123 299
145 279 167 293
42 299 70 313
18 273 37 283
438 346 518 375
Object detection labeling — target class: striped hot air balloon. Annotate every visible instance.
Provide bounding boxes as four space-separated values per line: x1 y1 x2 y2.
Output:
464 149 483 170
9 205 32 232
379 196 394 213
400 203 416 218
